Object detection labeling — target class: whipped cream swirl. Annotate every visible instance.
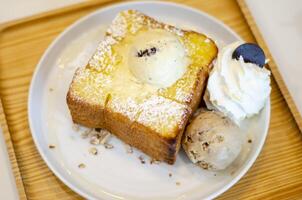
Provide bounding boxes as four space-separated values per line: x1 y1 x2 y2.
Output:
205 42 271 124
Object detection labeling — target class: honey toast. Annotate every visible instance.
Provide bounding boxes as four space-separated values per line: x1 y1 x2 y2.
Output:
67 10 218 164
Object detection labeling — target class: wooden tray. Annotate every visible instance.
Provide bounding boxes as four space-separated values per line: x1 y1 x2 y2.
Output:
237 0 302 133
0 0 302 199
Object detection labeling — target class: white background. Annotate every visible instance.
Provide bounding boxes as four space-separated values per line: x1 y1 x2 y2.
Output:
0 0 84 24
245 0 302 115
0 128 19 200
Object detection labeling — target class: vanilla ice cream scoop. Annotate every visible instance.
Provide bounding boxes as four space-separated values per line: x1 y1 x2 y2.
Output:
128 29 189 88
182 109 244 170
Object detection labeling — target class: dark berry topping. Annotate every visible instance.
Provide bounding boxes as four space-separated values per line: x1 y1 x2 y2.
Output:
137 47 157 57
232 43 265 67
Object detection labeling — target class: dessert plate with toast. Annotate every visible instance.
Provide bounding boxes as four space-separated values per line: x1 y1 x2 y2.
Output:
28 1 271 199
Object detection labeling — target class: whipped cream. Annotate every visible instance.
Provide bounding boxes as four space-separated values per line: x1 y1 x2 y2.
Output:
205 42 271 124
128 29 189 88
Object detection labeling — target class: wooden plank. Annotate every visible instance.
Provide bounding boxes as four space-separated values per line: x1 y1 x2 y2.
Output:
0 0 301 199
237 0 302 132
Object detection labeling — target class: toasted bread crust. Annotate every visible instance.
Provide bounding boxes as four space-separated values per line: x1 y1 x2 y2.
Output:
67 69 210 164
66 10 218 164
67 91 105 127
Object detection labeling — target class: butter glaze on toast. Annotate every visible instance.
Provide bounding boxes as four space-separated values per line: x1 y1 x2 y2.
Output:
67 10 218 164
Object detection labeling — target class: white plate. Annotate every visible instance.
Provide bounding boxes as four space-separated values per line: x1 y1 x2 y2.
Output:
28 1 270 199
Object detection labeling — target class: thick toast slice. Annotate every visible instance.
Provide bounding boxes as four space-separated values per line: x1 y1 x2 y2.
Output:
67 10 218 164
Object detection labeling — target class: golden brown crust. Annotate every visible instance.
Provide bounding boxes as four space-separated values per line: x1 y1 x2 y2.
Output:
66 71 209 164
66 90 106 128
66 10 218 164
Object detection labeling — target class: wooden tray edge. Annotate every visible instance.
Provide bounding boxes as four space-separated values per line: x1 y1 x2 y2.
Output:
237 0 302 132
0 99 27 200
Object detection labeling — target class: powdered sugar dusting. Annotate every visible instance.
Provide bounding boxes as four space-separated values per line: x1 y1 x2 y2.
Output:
88 36 117 72
107 96 141 121
68 9 217 137
107 13 128 40
89 10 186 72
107 10 184 39
71 67 111 105
107 10 145 40
158 67 201 104
164 24 184 37
137 96 189 137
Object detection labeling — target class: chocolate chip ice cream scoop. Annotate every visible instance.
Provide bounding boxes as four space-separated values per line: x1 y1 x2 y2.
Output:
182 109 244 170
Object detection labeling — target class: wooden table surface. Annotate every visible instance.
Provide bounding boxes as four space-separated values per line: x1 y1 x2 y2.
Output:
0 0 302 199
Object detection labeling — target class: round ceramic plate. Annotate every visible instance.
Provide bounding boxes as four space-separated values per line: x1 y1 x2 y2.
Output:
28 1 270 199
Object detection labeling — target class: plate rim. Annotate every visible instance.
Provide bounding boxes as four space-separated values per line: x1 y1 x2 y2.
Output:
28 1 271 199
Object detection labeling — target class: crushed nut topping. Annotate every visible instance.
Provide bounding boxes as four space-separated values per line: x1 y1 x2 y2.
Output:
202 142 209 151
78 163 86 169
125 145 133 154
150 158 160 165
72 123 80 132
104 143 114 149
89 147 98 155
81 129 92 139
90 136 100 145
99 130 111 145
197 161 213 170
86 128 111 145
139 155 145 164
